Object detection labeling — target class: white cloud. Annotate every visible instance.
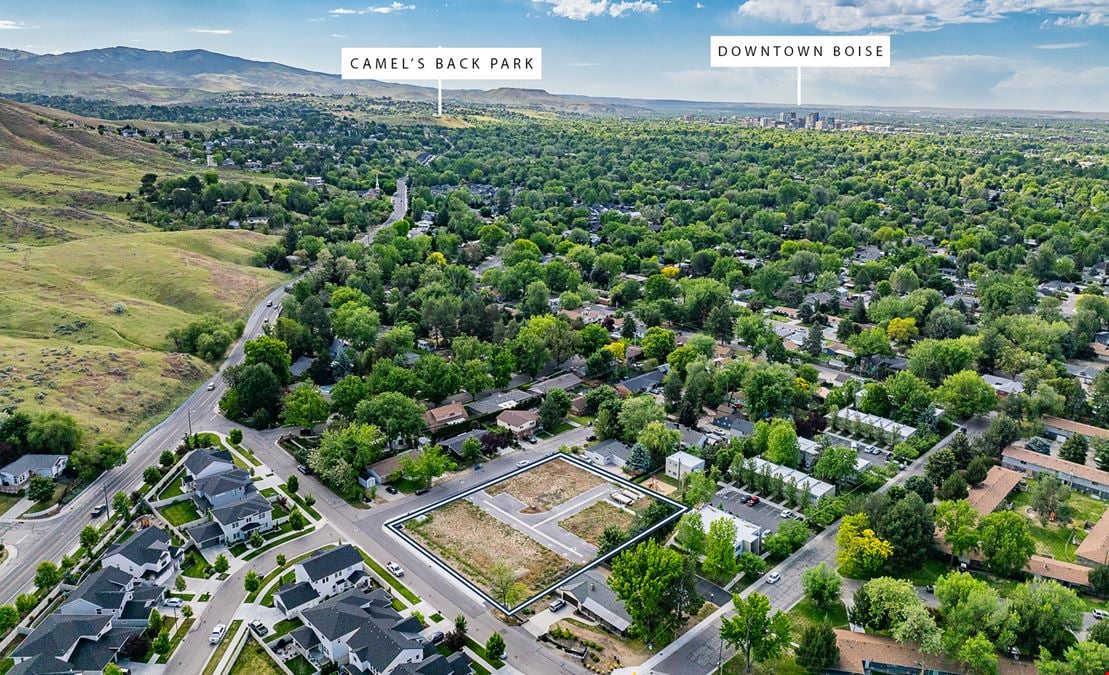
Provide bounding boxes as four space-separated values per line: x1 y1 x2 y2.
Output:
539 0 657 20
1032 40 1088 48
735 0 1109 32
1051 12 1108 26
695 1 705 7
0 20 26 30
330 2 416 15
331 33 349 37
187 27 233 34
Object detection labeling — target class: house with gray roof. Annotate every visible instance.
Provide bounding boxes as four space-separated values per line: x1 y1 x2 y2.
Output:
287 587 463 674
210 493 273 542
182 447 234 483
102 526 181 584
527 372 582 396
11 614 141 675
192 468 253 509
584 439 633 470
56 566 164 630
466 389 534 416
558 570 633 635
614 368 665 397
182 449 274 550
0 454 67 492
276 544 368 618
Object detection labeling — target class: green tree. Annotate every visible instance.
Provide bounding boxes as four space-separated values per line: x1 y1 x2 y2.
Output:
538 388 572 430
801 562 841 609
282 382 329 428
0 605 18 633
244 335 292 384
635 419 679 466
228 428 243 444
956 632 1000 675
979 510 1035 576
26 411 83 454
702 517 739 584
1036 641 1109 675
935 499 979 562
674 511 707 556
27 475 54 503
460 436 483 465
213 554 229 574
795 622 840 672
401 444 454 489
147 608 162 637
924 447 958 488
330 375 372 419
812 445 858 484
1090 564 1109 598
34 561 60 590
152 628 171 656
1059 434 1089 464
1010 579 1085 656
682 471 717 506
289 510 307 530
160 450 176 468
877 492 933 570
1028 475 1073 527
720 592 792 674
836 513 893 578
764 419 801 468
414 355 462 404
485 632 506 662
286 475 298 494
356 392 427 449
936 370 997 419
641 326 677 362
964 455 991 485
743 362 797 420
244 570 261 593
937 472 969 501
143 466 162 485
112 491 131 521
608 539 693 643
80 525 98 554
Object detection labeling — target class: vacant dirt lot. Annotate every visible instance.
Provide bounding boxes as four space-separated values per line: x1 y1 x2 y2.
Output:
407 500 574 600
486 459 607 513
559 501 636 546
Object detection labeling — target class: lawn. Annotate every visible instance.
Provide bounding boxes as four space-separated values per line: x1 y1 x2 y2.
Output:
788 599 850 635
0 494 20 518
181 549 211 578
21 482 67 515
279 485 320 520
241 527 313 561
1008 490 1103 562
898 558 952 587
157 617 195 663
159 500 201 526
405 499 574 602
559 501 636 546
284 655 314 675
267 617 304 641
229 638 283 675
158 472 185 499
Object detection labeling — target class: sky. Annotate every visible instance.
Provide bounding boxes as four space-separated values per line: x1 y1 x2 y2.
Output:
2 0 1108 111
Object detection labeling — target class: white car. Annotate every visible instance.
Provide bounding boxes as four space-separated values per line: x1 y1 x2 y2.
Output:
767 572 781 584
206 382 215 391
163 598 183 608
209 624 226 644
517 460 530 467
1094 609 1108 620
386 562 404 577
780 509 793 519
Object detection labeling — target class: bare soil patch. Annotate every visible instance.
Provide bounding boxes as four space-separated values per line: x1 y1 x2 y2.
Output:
486 459 606 513
559 501 636 546
407 500 574 597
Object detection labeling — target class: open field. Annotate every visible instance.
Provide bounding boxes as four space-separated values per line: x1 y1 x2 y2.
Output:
0 98 288 446
406 499 575 598
486 460 606 513
559 501 636 546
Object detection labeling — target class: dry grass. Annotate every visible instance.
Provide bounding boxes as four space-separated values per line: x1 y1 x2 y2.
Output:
559 501 636 545
486 459 606 513
555 618 652 669
407 500 574 597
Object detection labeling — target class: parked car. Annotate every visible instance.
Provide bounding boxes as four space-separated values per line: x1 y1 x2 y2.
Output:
209 624 226 644
1095 609 1108 620
473 463 483 471
550 598 566 612
163 598 183 608
780 509 793 519
426 631 444 645
767 572 781 584
386 562 404 577
586 434 596 441
747 496 760 506
384 485 398 494
414 487 430 496
249 619 268 636
297 464 311 475
517 460 530 467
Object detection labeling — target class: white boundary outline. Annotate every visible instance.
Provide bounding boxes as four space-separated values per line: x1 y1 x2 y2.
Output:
384 452 688 615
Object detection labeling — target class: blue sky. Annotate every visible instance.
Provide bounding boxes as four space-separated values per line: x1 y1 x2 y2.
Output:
2 1 1107 111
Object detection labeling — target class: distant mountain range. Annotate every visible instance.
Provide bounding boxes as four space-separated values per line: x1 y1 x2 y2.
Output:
0 47 1101 119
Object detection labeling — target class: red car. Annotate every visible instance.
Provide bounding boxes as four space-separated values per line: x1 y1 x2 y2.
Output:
746 496 760 506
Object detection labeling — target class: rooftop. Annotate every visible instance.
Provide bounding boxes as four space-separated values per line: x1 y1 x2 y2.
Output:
300 544 362 583
966 466 1023 516
1003 445 1109 487
1075 510 1109 566
0 454 66 477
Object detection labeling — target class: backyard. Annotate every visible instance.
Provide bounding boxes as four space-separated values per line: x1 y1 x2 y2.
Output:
159 499 201 526
1009 489 1107 562
229 638 283 675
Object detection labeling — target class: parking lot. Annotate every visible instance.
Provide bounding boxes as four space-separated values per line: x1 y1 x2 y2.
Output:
710 486 792 535
823 430 896 469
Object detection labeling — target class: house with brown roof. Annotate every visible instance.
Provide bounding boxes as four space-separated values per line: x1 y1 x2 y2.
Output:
1076 510 1109 567
496 409 539 439
967 466 1023 516
1002 445 1109 500
1043 416 1109 442
832 629 1036 675
423 402 468 431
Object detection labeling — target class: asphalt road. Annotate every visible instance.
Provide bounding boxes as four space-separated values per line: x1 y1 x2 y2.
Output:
0 178 409 604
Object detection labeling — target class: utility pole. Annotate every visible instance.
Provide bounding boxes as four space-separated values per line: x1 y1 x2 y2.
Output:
187 409 193 437
103 484 110 519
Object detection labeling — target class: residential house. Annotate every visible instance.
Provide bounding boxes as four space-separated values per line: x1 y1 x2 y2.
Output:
983 374 1024 398
558 570 632 635
101 527 182 584
440 430 486 459
496 410 539 439
285 587 461 674
182 448 234 484
183 447 274 549
1042 416 1109 443
966 466 1023 516
614 369 665 398
1076 511 1109 568
1002 445 1109 500
57 567 164 627
833 408 916 445
696 505 762 554
584 439 633 470
665 451 704 481
423 402 468 431
0 454 68 492
748 457 835 503
10 614 143 675
466 389 534 416
527 373 583 396
275 544 369 618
